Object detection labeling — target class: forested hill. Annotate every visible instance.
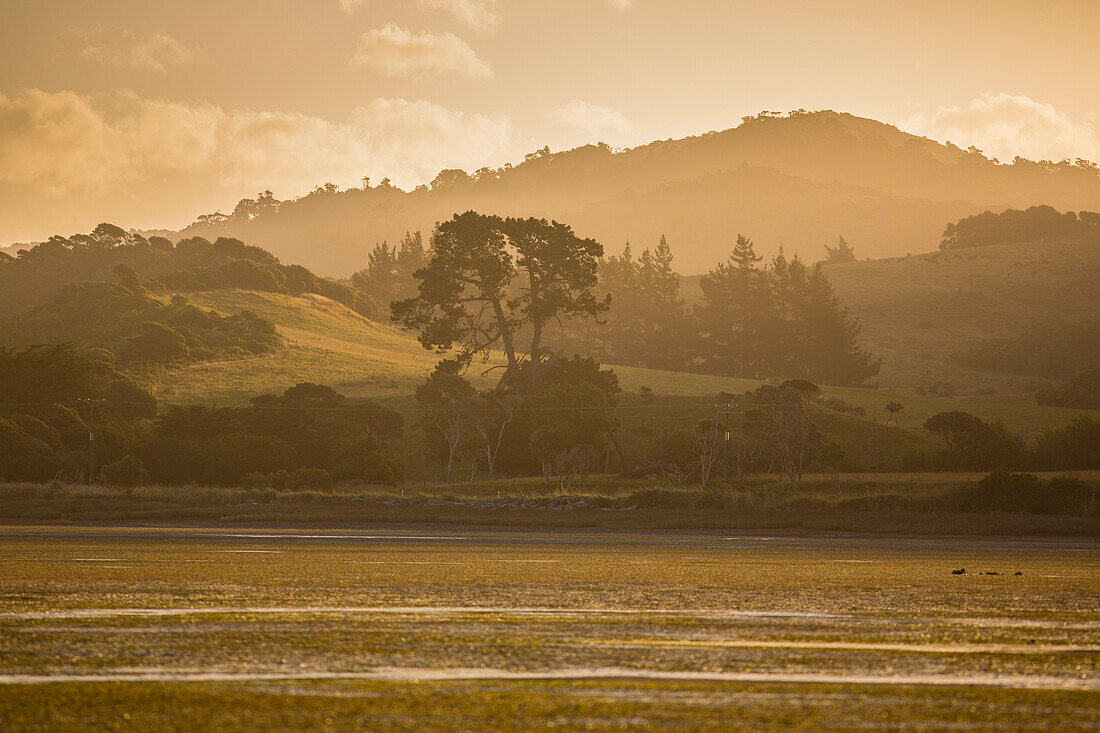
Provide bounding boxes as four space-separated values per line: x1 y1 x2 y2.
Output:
161 110 1100 275
0 223 377 318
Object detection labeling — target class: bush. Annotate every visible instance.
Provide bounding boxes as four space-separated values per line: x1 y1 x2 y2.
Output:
101 455 149 486
949 471 1097 515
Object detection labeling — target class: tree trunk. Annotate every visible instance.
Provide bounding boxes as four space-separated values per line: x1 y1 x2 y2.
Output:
490 299 520 386
608 431 630 475
484 445 495 480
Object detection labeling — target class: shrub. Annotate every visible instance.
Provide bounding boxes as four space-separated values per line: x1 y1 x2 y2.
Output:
949 470 1097 515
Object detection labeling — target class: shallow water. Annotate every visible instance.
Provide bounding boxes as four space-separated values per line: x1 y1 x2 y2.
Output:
1 667 1095 690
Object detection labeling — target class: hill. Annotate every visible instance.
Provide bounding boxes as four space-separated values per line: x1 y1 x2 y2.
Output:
682 237 1100 394
164 110 1100 275
0 224 379 318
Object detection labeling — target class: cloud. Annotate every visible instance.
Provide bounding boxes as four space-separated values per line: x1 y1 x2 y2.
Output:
903 92 1100 164
547 100 633 139
75 27 197 72
339 0 501 31
352 24 493 78
424 0 501 30
0 88 518 240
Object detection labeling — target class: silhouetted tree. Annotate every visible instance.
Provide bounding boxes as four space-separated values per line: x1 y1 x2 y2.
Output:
884 402 903 431
393 212 609 393
730 233 762 269
941 205 1098 250
823 236 857 263
696 247 879 384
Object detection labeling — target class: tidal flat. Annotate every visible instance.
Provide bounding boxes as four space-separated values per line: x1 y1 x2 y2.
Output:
0 526 1097 730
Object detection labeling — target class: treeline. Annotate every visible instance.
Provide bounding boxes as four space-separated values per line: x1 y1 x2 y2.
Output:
2 343 1097 496
0 344 404 486
908 411 1099 473
557 234 880 385
0 223 378 318
940 205 1099 250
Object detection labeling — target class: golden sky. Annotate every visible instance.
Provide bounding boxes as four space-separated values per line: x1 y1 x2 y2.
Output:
1 0 1098 242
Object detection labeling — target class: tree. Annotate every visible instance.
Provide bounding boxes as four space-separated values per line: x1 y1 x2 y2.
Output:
352 232 426 308
554 236 690 370
396 231 426 293
730 234 762 269
823 236 857 263
415 366 476 482
461 392 524 479
740 384 822 487
696 243 768 376
696 248 879 384
393 212 609 393
691 418 726 490
923 411 987 453
352 242 401 306
884 402 903 431
113 263 144 292
923 411 1023 470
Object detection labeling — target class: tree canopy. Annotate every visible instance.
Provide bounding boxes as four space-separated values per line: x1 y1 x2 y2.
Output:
393 212 609 393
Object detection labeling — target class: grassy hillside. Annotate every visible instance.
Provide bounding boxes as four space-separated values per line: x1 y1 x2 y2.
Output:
825 237 1100 393
147 289 1094 438
682 237 1100 395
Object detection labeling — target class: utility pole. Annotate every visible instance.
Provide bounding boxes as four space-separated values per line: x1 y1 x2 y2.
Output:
76 399 107 484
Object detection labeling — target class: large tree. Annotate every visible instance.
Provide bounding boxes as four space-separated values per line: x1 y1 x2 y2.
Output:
392 212 609 393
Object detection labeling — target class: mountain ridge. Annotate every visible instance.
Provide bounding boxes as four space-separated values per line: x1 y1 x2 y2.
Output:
151 109 1100 275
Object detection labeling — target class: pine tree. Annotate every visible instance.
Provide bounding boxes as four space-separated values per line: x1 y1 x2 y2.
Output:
823 236 857 263
351 242 401 306
730 234 762 269
396 231 426 299
696 246 879 385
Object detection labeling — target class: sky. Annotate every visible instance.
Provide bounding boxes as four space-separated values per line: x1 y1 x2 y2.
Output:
1 0 1099 243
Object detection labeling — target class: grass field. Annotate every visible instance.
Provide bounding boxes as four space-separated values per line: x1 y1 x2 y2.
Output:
152 289 1096 438
0 526 1096 729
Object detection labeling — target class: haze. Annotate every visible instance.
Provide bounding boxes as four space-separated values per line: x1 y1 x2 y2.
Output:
2 0 1099 245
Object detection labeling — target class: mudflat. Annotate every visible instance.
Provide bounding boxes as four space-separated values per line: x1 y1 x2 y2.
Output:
0 526 1097 729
